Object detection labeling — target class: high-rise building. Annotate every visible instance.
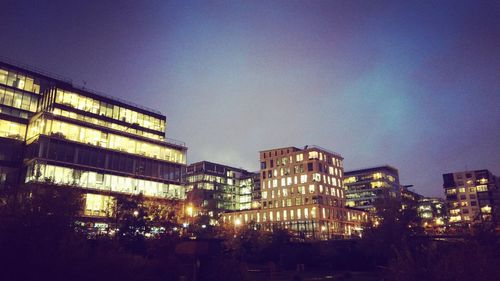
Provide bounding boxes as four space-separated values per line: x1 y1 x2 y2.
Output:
185 161 259 225
222 146 368 239
0 59 187 228
443 170 499 226
343 166 401 212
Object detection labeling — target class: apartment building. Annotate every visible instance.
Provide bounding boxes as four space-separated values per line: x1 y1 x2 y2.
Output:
443 170 499 226
222 146 368 239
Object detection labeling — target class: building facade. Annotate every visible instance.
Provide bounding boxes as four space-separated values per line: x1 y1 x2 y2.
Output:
443 170 499 226
417 197 446 231
222 146 368 239
344 166 401 212
185 161 259 225
0 59 187 228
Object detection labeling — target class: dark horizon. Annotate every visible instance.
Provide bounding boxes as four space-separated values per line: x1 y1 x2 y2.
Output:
1 0 499 198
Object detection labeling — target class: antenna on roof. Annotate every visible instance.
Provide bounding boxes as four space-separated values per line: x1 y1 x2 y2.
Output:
82 80 87 89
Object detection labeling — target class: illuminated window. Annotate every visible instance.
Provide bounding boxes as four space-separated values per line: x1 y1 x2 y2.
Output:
481 205 492 214
328 167 334 175
308 151 318 160
370 181 384 188
479 178 488 184
308 184 315 194
312 173 321 182
27 116 184 163
300 174 307 183
458 187 465 193
85 193 115 217
446 188 456 195
0 120 26 140
476 185 488 192
26 162 184 199
54 88 165 132
282 188 288 197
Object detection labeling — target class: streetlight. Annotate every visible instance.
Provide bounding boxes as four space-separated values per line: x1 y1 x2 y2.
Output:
186 204 194 217
233 218 242 237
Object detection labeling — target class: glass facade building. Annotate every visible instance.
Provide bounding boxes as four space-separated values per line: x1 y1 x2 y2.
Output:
185 161 259 225
343 165 402 212
0 60 187 221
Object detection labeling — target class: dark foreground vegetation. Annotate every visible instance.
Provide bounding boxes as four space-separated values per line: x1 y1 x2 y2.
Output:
1 186 499 281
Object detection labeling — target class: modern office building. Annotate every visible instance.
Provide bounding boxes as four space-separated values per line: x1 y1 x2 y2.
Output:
400 185 423 210
417 197 446 230
222 146 368 239
344 165 402 212
443 170 499 226
0 59 187 227
185 161 259 225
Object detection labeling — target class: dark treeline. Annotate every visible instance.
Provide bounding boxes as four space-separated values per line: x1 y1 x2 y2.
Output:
1 185 499 281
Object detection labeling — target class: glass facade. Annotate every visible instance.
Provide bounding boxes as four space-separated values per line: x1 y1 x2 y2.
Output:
185 161 259 224
26 161 185 199
0 85 39 112
0 60 187 222
344 166 401 212
27 114 185 164
25 136 183 182
84 193 115 217
54 88 165 133
52 108 164 141
0 67 41 94
0 119 26 140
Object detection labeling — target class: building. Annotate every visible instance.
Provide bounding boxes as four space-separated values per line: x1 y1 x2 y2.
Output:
0 59 187 230
400 185 424 210
222 145 368 239
344 165 402 212
185 161 259 225
443 170 500 227
417 197 446 231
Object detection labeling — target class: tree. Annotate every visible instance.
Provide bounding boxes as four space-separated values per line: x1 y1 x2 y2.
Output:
115 194 150 255
358 197 422 266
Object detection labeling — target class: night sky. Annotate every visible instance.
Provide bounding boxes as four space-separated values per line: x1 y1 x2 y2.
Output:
1 0 499 197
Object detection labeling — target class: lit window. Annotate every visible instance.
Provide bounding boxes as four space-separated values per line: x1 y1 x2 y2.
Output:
308 151 318 160
296 153 303 162
300 174 307 183
476 185 488 192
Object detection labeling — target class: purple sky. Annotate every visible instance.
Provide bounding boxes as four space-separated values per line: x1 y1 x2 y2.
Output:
1 0 499 197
